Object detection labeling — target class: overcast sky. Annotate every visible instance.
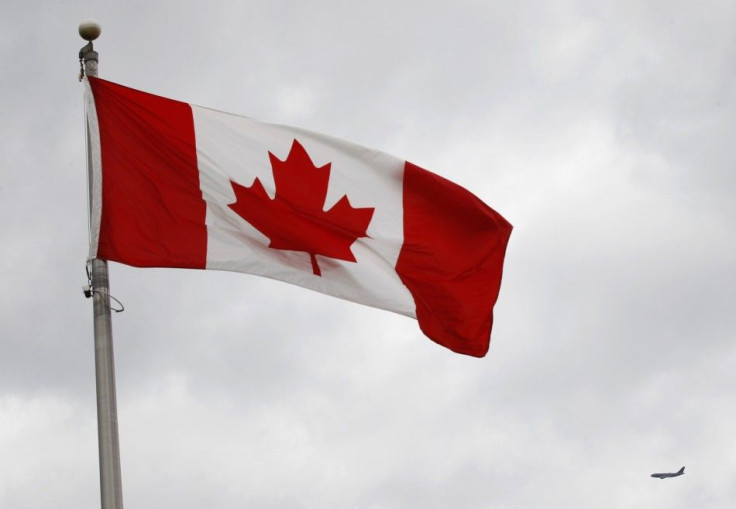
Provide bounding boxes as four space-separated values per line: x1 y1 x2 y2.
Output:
2 1 735 508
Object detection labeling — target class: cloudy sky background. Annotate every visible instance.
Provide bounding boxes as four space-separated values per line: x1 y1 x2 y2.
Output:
2 1 735 507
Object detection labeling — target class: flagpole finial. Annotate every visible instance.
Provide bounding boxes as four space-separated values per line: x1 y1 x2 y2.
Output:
78 20 100 80
79 19 101 41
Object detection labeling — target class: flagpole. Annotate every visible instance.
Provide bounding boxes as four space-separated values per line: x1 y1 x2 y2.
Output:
80 20 124 509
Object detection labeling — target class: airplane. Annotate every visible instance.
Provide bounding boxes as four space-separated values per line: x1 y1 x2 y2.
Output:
651 466 685 479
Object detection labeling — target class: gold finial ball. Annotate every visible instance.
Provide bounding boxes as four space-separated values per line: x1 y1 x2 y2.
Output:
79 20 102 41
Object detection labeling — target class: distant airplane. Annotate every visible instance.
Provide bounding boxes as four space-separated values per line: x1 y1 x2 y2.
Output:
651 466 685 479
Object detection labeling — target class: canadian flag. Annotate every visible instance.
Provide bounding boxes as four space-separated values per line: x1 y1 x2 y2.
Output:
84 77 512 357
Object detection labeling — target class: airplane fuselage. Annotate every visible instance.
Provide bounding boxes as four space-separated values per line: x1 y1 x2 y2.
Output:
651 467 685 479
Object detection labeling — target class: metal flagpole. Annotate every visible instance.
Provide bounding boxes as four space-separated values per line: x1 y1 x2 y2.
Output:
79 20 124 509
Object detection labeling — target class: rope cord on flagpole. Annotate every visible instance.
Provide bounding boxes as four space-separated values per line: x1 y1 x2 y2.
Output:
84 260 125 313
83 286 125 313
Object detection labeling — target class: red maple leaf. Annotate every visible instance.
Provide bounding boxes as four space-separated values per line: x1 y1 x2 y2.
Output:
228 139 375 276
